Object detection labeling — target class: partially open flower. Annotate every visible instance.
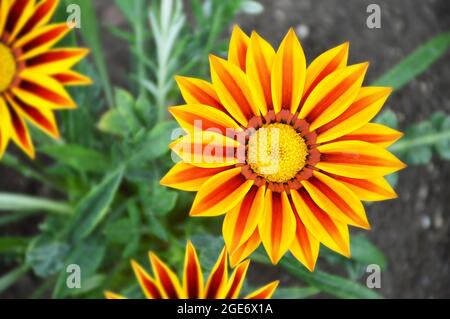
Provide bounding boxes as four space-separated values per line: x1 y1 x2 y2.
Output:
161 26 406 271
0 0 91 158
105 241 278 299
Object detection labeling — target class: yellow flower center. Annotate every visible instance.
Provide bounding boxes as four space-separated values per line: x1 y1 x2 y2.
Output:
247 123 308 183
0 43 17 92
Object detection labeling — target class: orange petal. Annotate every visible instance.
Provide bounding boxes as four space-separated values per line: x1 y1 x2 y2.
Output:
317 140 406 179
25 48 90 74
291 189 351 257
183 241 204 299
190 167 253 217
333 123 403 148
246 31 275 115
149 252 183 299
316 87 392 143
170 131 239 168
210 55 259 126
245 281 279 299
168 104 241 136
225 259 250 299
228 25 250 71
289 196 320 271
299 63 369 131
6 93 59 139
258 190 296 264
104 291 127 299
223 185 265 254
160 162 229 191
18 0 59 38
52 70 93 86
330 174 398 202
204 247 228 299
271 28 306 114
229 228 261 267
15 23 70 60
175 76 227 113
301 42 349 106
301 170 370 229
131 260 163 299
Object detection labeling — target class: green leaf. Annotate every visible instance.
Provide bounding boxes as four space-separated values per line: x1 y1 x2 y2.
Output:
39 144 111 173
274 286 320 299
147 215 169 242
240 0 264 15
66 0 114 106
373 32 450 90
26 242 70 278
0 265 29 294
0 193 71 215
115 88 141 134
374 109 398 129
148 183 178 216
103 218 136 243
0 237 30 255
350 236 387 270
67 167 124 242
435 115 450 159
98 109 129 137
53 238 106 298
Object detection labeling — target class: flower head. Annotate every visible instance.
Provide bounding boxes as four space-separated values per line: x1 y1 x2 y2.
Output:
105 241 278 299
161 26 406 270
0 0 91 158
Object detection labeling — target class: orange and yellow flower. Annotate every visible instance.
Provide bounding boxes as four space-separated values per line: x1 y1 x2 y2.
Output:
105 241 278 299
161 26 406 271
0 0 91 159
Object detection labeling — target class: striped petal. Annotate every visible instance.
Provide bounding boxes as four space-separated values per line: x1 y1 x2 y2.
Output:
175 76 227 113
189 167 253 217
246 31 275 115
15 23 70 60
223 185 265 254
5 93 59 139
183 241 203 299
330 174 397 202
6 0 35 43
301 170 370 229
316 87 392 143
13 70 76 109
25 48 90 74
228 25 249 71
210 55 259 126
170 131 239 168
229 228 261 267
271 28 306 114
7 101 34 158
225 259 250 299
149 252 184 299
169 104 241 136
18 0 59 38
258 190 296 264
317 140 406 179
291 189 351 257
245 281 279 299
299 63 368 131
104 291 127 299
289 197 320 271
131 260 163 299
204 247 228 299
52 70 93 86
0 0 11 36
334 123 403 148
0 97 12 157
160 162 229 191
301 42 349 106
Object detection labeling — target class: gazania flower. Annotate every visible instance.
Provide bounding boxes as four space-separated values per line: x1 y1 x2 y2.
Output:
161 26 406 271
0 0 91 158
105 241 278 299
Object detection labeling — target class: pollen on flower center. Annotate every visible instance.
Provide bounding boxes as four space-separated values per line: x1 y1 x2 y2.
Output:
247 123 308 183
0 43 17 92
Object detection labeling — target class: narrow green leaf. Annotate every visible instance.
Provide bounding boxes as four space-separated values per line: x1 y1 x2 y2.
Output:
0 237 30 255
0 265 29 294
274 286 320 299
98 109 129 137
373 32 450 90
67 167 124 242
0 193 71 215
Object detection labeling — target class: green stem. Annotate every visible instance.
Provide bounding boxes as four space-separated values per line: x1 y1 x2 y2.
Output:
0 264 30 294
134 0 146 97
389 131 450 153
0 193 72 215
